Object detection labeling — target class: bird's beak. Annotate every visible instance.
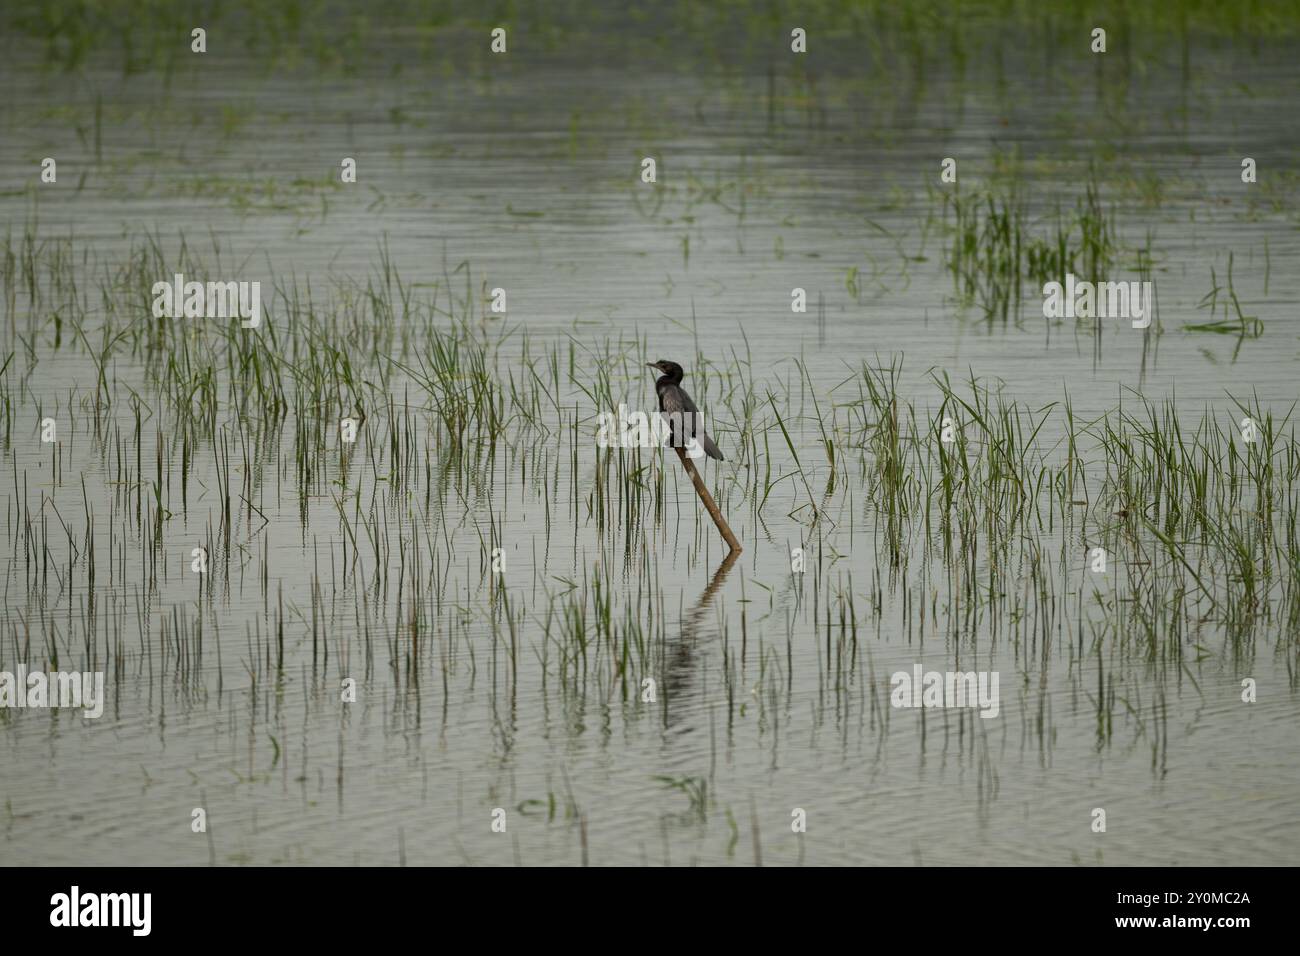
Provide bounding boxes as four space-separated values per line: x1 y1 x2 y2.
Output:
645 362 659 370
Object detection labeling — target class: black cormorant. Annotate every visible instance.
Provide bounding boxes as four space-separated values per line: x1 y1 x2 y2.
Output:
646 360 724 461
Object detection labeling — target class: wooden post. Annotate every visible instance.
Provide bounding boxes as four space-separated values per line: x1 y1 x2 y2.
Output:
674 446 742 553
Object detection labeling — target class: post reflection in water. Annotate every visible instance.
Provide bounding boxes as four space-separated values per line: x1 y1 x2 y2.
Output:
662 550 741 736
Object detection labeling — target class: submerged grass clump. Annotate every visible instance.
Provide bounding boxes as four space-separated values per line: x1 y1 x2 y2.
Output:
937 174 1118 322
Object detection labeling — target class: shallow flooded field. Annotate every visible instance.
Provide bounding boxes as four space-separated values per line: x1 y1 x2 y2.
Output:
2 3 1298 865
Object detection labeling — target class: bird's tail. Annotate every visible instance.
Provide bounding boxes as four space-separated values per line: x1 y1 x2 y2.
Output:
700 432 724 461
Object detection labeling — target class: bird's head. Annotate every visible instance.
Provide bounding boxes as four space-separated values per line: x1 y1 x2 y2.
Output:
646 360 684 379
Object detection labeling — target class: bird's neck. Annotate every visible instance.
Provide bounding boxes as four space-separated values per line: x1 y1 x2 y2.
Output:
656 372 682 387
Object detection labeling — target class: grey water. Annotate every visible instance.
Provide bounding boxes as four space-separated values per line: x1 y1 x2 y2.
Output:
2 24 1299 866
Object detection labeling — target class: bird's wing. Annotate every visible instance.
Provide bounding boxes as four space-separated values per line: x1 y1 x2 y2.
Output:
659 385 723 459
659 385 694 447
659 384 698 416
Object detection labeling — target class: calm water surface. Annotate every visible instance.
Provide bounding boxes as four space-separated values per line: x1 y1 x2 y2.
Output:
1 30 1298 865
